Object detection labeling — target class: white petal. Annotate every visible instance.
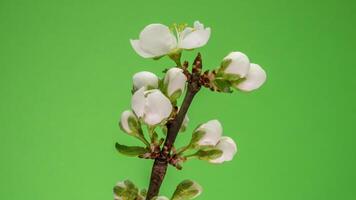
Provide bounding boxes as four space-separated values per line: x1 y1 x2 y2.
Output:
178 27 211 49
196 120 222 146
130 39 156 58
224 52 250 78
133 71 159 90
164 67 187 97
131 87 146 118
119 110 135 134
143 89 172 125
236 63 267 91
210 136 237 163
194 21 204 30
138 24 177 57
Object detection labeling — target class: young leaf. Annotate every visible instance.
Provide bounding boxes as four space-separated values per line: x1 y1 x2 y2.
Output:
115 143 149 157
171 180 202 200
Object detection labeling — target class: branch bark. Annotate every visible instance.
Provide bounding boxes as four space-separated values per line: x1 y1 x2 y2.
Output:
146 54 202 200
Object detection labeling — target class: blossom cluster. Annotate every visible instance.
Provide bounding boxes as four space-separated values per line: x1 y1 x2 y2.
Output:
114 21 267 200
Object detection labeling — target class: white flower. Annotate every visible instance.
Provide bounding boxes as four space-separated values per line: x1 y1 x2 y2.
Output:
119 110 138 135
209 136 237 164
132 71 159 91
222 52 251 78
236 63 267 91
164 67 187 99
130 21 211 58
131 87 173 126
194 120 222 146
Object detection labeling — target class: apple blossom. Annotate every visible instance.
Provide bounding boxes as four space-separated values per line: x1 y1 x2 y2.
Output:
133 71 159 91
235 63 267 91
131 87 173 126
209 136 237 164
164 67 187 100
193 120 222 146
130 21 211 59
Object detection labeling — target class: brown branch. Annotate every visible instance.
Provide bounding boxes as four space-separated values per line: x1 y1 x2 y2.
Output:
145 53 202 200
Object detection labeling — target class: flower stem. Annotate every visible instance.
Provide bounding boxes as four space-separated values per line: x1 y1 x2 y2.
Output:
145 53 203 200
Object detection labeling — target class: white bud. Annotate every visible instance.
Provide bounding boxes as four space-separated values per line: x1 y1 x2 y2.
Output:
164 67 187 99
132 88 173 126
209 136 237 164
119 110 138 135
132 71 159 91
222 52 250 78
236 63 266 91
194 120 222 146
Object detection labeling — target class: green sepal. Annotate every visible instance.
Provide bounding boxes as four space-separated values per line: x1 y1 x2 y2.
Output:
169 89 182 102
115 142 149 157
195 148 223 161
139 188 147 197
171 180 202 200
213 79 233 93
153 55 164 60
218 58 232 73
128 116 140 134
190 130 205 148
113 179 139 200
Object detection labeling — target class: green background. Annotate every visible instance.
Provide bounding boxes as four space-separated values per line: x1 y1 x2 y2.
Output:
1 0 355 199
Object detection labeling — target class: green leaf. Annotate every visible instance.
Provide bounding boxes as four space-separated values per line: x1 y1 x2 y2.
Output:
115 143 149 157
195 148 223 160
171 180 202 200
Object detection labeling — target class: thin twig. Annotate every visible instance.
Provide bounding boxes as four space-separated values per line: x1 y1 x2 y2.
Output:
145 53 202 200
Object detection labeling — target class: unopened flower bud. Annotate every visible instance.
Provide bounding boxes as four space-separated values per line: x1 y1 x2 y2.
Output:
164 67 187 101
132 71 159 91
235 63 266 91
209 136 237 164
132 88 172 126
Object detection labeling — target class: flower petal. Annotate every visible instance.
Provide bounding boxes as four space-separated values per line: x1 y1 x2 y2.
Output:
209 136 237 163
164 67 187 97
143 89 172 125
133 71 159 91
131 87 146 118
224 52 250 78
196 119 223 146
119 110 136 134
236 63 267 91
178 28 211 49
130 39 156 58
139 24 177 57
